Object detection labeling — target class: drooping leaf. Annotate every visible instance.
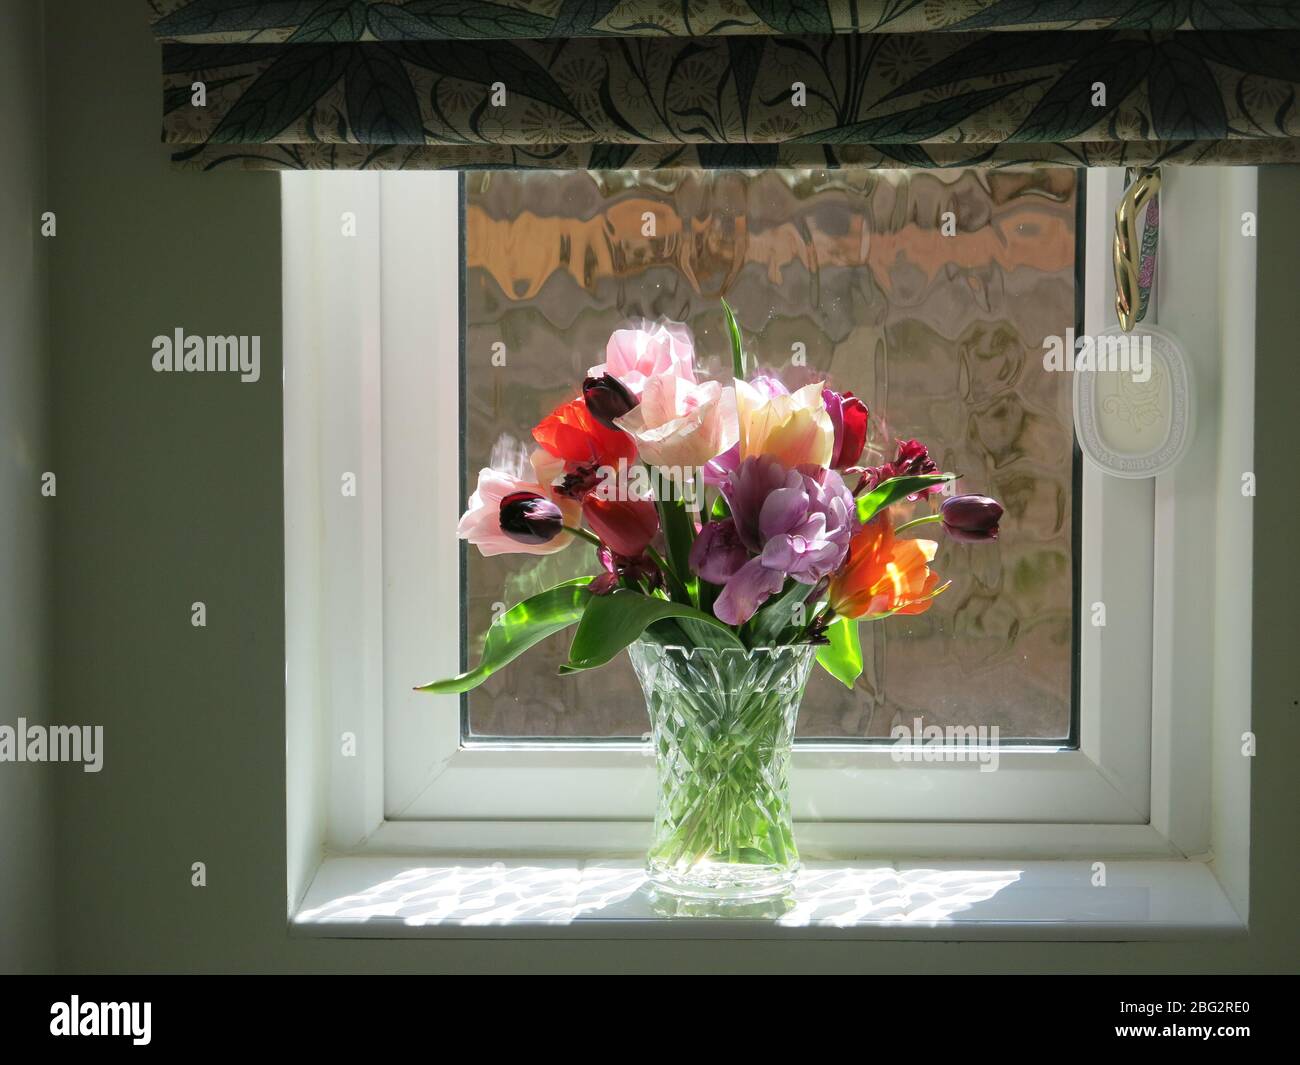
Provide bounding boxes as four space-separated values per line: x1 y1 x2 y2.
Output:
1148 41 1228 139
721 297 746 381
287 0 368 42
208 44 352 143
855 473 954 524
345 46 425 142
561 590 743 673
416 578 592 695
815 616 862 688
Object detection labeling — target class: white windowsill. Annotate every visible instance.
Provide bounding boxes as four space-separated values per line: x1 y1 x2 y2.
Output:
291 855 1244 941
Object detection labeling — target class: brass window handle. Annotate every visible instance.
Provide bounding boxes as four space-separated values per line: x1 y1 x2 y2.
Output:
1114 167 1161 332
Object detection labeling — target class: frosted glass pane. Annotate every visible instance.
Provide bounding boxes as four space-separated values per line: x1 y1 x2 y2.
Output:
462 168 1077 741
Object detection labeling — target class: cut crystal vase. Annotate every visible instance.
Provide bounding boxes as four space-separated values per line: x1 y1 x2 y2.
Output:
628 640 815 900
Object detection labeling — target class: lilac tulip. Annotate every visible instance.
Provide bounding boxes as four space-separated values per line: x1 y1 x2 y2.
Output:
694 456 855 625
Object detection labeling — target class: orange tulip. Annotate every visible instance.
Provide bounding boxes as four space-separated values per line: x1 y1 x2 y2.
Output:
828 511 947 620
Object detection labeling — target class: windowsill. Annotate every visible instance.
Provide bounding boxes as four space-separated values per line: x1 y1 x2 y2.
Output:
291 855 1245 941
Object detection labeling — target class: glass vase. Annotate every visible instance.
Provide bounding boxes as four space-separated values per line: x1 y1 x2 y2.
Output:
628 640 815 900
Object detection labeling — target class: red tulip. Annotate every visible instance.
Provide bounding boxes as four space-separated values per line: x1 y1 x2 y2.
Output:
582 496 660 559
824 388 869 470
533 395 638 499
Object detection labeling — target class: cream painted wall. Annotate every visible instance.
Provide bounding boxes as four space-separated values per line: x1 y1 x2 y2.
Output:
0 0 54 974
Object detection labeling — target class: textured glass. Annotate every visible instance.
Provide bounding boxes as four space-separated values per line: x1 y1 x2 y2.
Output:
463 168 1076 741
630 641 814 899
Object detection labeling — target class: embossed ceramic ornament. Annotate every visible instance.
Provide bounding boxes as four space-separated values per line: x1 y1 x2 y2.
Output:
1073 325 1194 479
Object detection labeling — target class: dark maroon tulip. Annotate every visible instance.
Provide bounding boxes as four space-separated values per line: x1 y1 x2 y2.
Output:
858 438 941 496
499 491 565 545
940 494 1003 543
582 373 638 430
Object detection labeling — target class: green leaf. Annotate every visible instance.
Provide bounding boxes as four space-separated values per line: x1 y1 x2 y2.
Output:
416 578 592 695
561 590 742 673
721 298 746 381
856 474 954 524
345 45 425 142
287 0 368 42
815 616 862 689
743 580 813 647
208 45 351 143
655 496 696 599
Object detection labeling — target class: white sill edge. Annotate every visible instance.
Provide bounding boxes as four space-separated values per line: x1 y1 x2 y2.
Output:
290 856 1245 941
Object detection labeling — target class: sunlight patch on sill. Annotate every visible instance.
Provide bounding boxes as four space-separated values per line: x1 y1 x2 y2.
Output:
291 857 1244 940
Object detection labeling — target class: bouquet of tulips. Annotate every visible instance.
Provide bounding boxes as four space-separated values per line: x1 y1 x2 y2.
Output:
421 303 1003 696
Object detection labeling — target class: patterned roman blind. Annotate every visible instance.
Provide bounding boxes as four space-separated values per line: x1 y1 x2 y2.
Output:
147 0 1300 171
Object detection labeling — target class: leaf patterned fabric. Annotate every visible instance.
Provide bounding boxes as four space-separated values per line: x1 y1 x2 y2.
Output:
148 1 1300 170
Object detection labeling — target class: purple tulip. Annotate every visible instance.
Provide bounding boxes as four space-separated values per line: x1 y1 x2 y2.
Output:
689 518 749 584
700 456 855 625
940 494 1003 543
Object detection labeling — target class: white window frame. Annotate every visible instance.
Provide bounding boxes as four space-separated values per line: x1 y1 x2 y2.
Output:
283 167 1253 934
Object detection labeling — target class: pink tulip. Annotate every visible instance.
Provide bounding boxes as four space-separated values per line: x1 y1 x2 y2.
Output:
589 320 697 396
615 372 738 469
457 468 580 557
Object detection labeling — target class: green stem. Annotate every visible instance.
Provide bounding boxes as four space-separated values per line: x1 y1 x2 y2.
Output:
561 524 602 548
894 513 943 535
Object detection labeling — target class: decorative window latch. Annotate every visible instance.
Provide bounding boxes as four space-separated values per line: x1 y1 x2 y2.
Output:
1114 167 1161 332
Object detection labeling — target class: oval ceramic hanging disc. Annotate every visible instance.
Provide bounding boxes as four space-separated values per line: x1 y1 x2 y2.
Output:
1073 324 1194 479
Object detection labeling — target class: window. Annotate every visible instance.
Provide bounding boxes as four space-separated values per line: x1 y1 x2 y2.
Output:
460 168 1080 744
283 166 1252 895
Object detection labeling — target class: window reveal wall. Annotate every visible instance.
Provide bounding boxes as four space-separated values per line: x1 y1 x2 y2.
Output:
461 168 1077 741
